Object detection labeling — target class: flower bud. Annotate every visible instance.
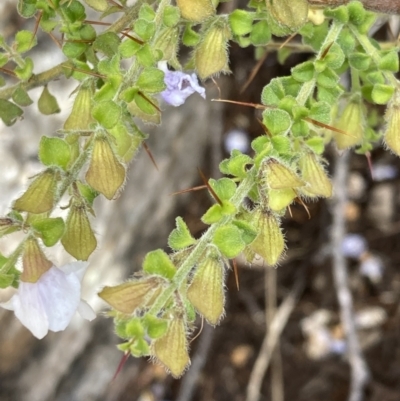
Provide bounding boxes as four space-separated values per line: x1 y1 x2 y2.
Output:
153 317 190 378
64 84 94 131
334 99 365 149
250 209 285 266
195 21 231 80
61 201 97 260
14 169 58 214
187 255 224 325
99 278 159 315
85 135 126 200
153 27 180 68
176 0 215 23
21 237 52 283
262 158 304 190
267 0 308 31
267 188 297 211
383 93 400 156
299 152 332 198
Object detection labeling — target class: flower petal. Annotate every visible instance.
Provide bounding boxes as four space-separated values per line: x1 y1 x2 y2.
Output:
77 300 96 321
37 268 81 332
58 261 89 282
12 282 49 339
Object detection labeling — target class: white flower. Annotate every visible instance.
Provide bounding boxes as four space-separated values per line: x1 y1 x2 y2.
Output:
0 262 96 339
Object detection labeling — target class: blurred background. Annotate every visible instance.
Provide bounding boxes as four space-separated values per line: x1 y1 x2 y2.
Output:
1 1 400 400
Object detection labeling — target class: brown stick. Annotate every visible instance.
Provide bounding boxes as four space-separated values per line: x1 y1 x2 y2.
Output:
308 0 400 14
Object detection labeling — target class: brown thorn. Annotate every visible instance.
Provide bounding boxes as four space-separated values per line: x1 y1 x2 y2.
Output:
279 32 297 50
295 194 311 219
287 205 293 218
365 151 374 180
170 184 208 196
112 351 130 381
62 64 107 79
84 20 112 26
211 77 222 99
0 67 17 77
120 31 144 45
190 317 204 343
46 30 62 49
256 117 272 137
143 142 159 171
31 10 42 49
211 98 267 110
305 117 355 137
198 168 223 206
320 42 334 60
240 50 268 94
138 91 161 113
232 258 240 291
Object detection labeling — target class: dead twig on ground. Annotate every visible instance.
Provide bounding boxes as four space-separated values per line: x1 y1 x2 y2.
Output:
331 151 370 401
246 272 305 401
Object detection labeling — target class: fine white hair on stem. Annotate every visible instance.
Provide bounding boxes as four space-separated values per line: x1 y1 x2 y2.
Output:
330 151 370 401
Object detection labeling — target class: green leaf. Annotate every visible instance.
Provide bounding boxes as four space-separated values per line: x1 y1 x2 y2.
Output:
133 92 159 116
14 57 33 80
0 99 23 126
378 51 399 72
139 3 156 21
38 86 60 115
12 86 33 106
317 84 343 105
263 108 292 135
229 9 253 36
93 32 121 57
39 136 71 170
15 30 37 53
163 6 180 27
202 204 224 225
92 100 121 129
119 39 141 59
291 61 315 83
182 24 200 47
144 315 168 339
134 19 156 42
305 137 325 154
213 224 246 259
323 5 348 23
135 44 156 67
309 101 331 124
271 136 291 154
83 0 108 12
324 43 345 70
0 273 15 288
18 0 37 18
250 20 271 46
232 220 257 245
371 84 394 105
62 0 86 22
348 52 370 71
209 178 237 201
31 217 65 247
347 1 366 26
143 249 176 280
261 78 285 106
136 67 166 93
168 217 196 250
316 67 339 88
63 42 88 59
223 152 253 179
77 182 99 206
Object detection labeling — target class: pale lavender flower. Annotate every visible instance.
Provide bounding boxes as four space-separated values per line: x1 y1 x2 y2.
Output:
224 129 250 154
0 262 95 339
341 234 367 259
158 61 205 107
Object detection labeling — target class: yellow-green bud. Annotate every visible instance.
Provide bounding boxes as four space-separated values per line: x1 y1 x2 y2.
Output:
384 92 400 156
187 256 224 325
267 188 297 211
64 84 94 131
267 0 308 31
14 169 58 214
195 21 231 80
262 158 305 190
153 317 190 378
299 152 332 198
334 99 365 149
99 278 159 315
250 209 285 266
21 237 52 283
61 201 97 260
153 27 180 68
176 0 215 22
85 135 126 200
